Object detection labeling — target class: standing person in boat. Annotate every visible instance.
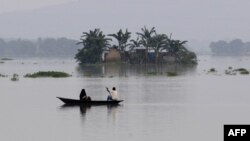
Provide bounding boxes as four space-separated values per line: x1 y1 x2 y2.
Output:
79 89 91 101
106 87 119 101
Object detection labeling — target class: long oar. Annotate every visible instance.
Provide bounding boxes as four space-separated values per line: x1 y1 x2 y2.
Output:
106 87 111 96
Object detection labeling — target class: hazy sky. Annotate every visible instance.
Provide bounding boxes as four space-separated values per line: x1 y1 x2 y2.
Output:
0 0 75 13
1 0 250 45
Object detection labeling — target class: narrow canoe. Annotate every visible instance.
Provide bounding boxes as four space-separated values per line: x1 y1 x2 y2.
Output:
57 97 123 105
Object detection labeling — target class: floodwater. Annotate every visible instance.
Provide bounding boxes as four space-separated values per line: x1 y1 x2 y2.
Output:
1 56 250 141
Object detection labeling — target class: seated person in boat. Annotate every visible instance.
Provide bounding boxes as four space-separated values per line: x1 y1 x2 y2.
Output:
79 89 91 101
107 87 119 101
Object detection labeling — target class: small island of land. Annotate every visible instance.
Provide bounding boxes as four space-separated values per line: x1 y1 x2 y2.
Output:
75 27 197 65
25 71 71 78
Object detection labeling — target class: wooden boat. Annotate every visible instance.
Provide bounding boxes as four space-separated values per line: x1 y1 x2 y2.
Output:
57 97 123 105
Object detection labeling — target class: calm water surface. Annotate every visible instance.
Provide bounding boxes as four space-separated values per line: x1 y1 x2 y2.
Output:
1 56 250 141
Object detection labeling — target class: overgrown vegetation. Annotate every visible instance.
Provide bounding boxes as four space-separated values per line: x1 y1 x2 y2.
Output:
0 73 7 77
224 67 249 75
234 68 247 72
147 72 157 75
166 72 178 76
24 71 71 78
75 29 111 64
234 68 249 75
208 68 216 72
1 58 13 60
76 27 197 65
240 71 249 75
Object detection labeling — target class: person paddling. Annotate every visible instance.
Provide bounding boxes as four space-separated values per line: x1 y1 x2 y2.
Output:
106 87 119 101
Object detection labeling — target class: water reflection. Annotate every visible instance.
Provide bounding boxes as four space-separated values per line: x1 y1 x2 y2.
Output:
60 104 121 118
79 105 91 116
77 64 197 77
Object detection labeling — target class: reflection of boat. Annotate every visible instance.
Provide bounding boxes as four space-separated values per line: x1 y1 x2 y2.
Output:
57 97 124 105
60 103 121 118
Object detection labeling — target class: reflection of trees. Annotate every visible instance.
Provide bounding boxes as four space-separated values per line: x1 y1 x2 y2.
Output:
77 65 104 77
77 64 197 77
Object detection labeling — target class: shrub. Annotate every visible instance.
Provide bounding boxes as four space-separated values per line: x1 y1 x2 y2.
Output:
25 71 71 78
234 68 248 72
208 68 216 72
240 70 249 75
166 72 178 76
1 58 13 61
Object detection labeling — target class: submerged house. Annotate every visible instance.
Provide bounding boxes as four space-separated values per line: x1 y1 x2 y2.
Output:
103 47 121 62
102 46 195 64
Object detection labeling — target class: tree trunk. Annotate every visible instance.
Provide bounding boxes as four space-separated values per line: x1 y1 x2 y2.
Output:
155 50 159 64
145 46 148 64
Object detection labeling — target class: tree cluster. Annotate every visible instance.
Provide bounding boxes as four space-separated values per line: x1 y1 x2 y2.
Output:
0 38 79 57
75 27 197 65
210 39 250 55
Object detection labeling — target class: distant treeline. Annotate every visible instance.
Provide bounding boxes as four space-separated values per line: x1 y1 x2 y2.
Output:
210 39 250 55
0 38 79 57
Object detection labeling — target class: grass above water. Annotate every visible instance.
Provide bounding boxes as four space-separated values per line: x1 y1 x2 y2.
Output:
166 72 178 76
208 68 216 73
240 71 249 75
147 72 158 75
25 71 71 78
146 71 178 76
0 73 7 77
234 68 248 72
1 58 13 61
234 68 249 75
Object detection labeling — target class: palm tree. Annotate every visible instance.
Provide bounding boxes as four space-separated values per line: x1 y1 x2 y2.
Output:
128 37 141 52
151 34 169 63
136 26 156 63
166 36 188 63
108 29 131 61
75 28 111 64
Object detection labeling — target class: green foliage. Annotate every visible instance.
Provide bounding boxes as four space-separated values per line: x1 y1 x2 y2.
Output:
75 27 197 65
166 72 178 76
225 69 236 75
1 58 13 60
233 68 249 75
234 68 247 72
25 71 71 78
150 34 169 63
136 26 156 62
208 68 216 72
75 29 111 64
165 37 197 64
179 51 197 64
240 71 249 75
0 73 7 77
147 72 157 75
224 67 250 75
108 29 131 52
